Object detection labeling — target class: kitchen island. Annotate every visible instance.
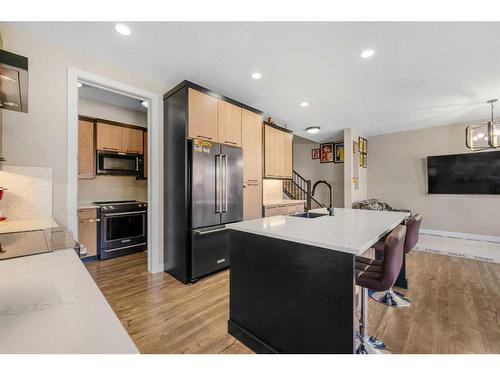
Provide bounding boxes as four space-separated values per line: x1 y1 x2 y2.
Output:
226 207 409 354
0 248 138 354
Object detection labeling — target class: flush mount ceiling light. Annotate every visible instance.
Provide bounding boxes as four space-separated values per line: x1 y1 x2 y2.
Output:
306 126 320 134
2 101 19 108
361 49 375 59
300 101 309 107
141 100 148 108
251 72 262 80
115 23 131 36
0 74 16 82
466 99 499 150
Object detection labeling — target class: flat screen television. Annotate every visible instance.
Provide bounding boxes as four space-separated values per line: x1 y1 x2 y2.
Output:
427 151 500 194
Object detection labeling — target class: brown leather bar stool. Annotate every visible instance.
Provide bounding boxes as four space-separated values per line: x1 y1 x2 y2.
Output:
355 225 406 354
362 214 423 308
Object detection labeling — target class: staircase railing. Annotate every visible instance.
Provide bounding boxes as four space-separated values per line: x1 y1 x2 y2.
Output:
283 171 323 210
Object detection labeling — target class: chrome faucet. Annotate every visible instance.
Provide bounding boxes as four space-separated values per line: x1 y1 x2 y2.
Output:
312 180 334 216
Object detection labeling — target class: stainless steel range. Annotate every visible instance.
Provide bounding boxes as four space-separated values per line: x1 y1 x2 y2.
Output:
94 200 147 259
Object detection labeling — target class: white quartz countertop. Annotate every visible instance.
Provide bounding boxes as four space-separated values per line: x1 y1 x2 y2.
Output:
0 217 59 234
263 199 306 207
77 203 100 209
0 249 138 354
227 208 410 256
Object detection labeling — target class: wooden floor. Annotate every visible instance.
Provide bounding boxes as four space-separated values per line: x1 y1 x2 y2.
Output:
85 251 500 354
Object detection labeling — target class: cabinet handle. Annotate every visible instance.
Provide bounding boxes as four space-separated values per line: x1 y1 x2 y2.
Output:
196 135 213 140
126 150 139 154
102 147 118 151
225 141 237 145
247 179 260 182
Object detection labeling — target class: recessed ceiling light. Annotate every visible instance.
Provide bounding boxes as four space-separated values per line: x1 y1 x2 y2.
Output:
300 101 309 107
361 49 375 59
141 100 148 108
251 72 262 80
2 101 19 108
77 82 83 88
115 23 131 36
306 126 320 134
0 74 16 83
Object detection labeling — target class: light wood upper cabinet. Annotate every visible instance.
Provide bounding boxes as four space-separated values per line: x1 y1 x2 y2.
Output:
143 131 148 179
242 109 262 182
78 119 95 179
188 88 218 141
96 122 144 154
264 126 276 177
122 127 144 154
282 132 293 178
96 122 122 152
218 100 242 147
264 125 293 179
243 181 263 220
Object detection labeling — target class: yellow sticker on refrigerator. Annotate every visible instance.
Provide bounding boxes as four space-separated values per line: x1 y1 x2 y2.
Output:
194 138 213 153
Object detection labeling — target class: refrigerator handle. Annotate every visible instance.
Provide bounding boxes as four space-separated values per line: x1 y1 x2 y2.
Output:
222 154 228 212
215 154 222 213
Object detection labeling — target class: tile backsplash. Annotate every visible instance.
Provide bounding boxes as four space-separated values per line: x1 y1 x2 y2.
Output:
263 179 284 202
78 175 147 203
0 165 53 219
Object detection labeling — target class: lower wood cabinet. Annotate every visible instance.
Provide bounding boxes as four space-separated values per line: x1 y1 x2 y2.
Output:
77 208 98 258
264 204 288 217
264 202 305 217
243 181 262 220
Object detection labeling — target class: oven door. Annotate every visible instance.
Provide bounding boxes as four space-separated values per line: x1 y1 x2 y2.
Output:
97 151 143 176
100 210 147 259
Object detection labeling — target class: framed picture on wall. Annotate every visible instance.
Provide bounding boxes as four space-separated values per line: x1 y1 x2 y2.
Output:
334 142 344 163
311 148 320 160
320 143 334 163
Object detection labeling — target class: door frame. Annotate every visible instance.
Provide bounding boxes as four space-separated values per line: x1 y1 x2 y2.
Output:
67 67 163 273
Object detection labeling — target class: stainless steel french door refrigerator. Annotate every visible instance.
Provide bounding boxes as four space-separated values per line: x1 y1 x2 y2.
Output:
189 139 243 281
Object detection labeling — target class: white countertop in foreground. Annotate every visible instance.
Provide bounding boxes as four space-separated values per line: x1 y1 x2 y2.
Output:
227 208 409 256
0 249 138 354
0 217 59 234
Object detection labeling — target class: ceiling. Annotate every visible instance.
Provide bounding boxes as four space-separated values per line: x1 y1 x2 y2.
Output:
79 84 147 112
8 22 500 142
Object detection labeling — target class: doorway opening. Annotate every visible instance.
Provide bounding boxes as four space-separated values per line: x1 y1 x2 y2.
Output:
67 68 162 273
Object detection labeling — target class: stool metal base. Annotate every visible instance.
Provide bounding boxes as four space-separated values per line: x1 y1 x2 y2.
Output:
356 335 392 354
369 288 411 308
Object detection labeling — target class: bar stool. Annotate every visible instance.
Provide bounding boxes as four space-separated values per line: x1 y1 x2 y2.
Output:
364 214 423 308
355 225 406 354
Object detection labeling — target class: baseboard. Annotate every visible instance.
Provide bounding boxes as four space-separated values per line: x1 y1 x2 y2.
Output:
420 229 500 244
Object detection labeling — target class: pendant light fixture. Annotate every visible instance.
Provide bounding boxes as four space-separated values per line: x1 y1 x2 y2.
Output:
466 99 499 150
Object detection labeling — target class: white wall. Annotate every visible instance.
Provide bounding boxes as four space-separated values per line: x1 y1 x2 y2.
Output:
368 122 500 237
293 136 344 208
0 24 165 225
78 97 147 128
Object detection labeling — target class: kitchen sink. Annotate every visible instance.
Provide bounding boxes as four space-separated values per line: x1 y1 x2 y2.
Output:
291 212 327 219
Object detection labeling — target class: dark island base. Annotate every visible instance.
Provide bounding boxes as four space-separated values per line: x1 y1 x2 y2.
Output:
228 230 357 354
228 320 279 354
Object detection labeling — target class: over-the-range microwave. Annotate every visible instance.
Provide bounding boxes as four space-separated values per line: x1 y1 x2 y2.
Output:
97 150 143 176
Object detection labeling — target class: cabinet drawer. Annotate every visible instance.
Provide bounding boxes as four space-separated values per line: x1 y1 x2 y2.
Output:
287 203 305 215
77 208 97 220
264 205 288 217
